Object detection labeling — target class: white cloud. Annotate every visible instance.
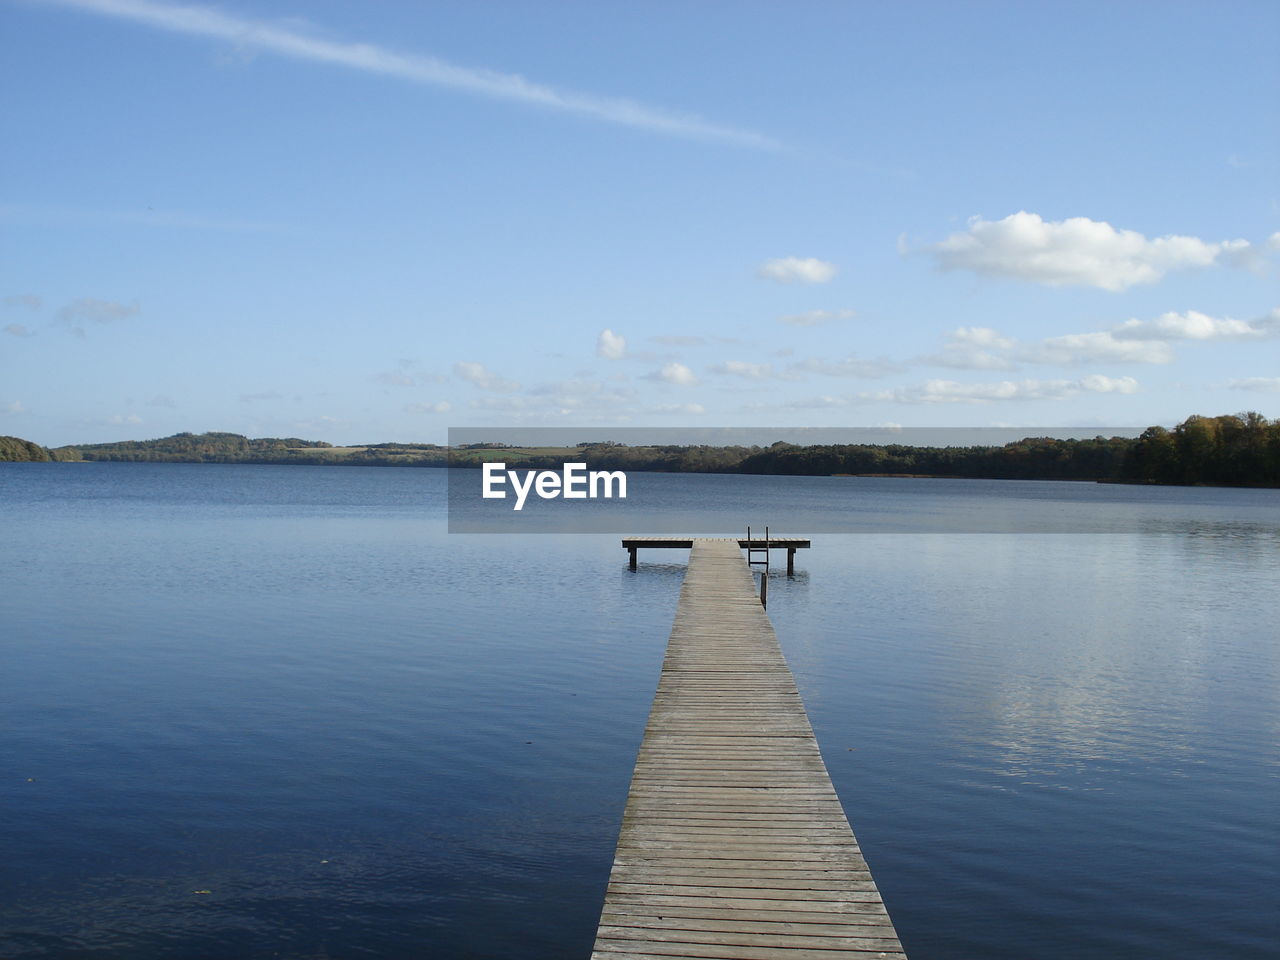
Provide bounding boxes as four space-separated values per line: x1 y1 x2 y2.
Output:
3 323 34 338
1270 232 1280 252
877 375 1138 404
650 403 706 415
470 396 528 411
922 326 1018 370
106 413 144 424
1113 308 1280 341
713 360 774 379
454 361 520 393
1228 377 1280 393
372 360 447 387
239 391 285 402
783 395 859 409
1077 374 1141 394
56 297 140 336
757 257 837 284
405 400 452 414
650 335 706 346
921 308 1274 372
646 361 698 385
470 378 637 419
788 355 900 379
4 400 26 414
45 0 777 149
596 328 626 359
1025 331 1175 365
469 379 636 421
928 211 1249 290
778 308 856 327
374 371 417 387
527 378 632 403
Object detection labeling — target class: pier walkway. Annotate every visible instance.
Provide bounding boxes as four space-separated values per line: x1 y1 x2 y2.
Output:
591 539 905 959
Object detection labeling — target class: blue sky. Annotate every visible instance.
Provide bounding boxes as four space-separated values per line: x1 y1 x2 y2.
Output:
2 0 1277 446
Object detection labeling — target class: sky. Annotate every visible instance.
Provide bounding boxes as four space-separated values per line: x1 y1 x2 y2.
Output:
2 0 1278 447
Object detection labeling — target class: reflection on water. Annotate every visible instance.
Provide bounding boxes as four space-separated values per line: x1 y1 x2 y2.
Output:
1 463 1278 959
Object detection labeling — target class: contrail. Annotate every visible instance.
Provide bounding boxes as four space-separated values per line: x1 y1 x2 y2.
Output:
36 0 782 149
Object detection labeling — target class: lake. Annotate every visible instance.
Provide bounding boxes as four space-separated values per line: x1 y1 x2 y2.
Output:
2 463 1277 959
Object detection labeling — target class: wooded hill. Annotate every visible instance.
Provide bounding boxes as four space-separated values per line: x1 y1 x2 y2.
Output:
45 432 449 466
0 435 54 461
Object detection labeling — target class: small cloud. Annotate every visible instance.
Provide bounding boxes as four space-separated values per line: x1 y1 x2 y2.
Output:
470 396 528 412
757 257 837 284
146 394 176 408
876 375 1138 404
1270 232 1280 252
4 323 34 338
782 395 860 409
712 360 774 380
1114 308 1280 341
922 326 1018 370
57 298 140 325
1025 331 1175 365
645 362 698 385
106 413 143 425
1228 377 1280 393
372 360 446 387
3 294 41 310
650 335 706 346
240 391 285 403
292 415 351 432
926 211 1249 291
789 355 901 379
374 371 417 387
596 328 626 359
649 403 706 415
4 400 26 414
405 400 452 414
454 361 520 393
778 308 856 327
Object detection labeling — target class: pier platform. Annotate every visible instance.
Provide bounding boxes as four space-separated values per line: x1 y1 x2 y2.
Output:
622 536 811 573
592 538 905 959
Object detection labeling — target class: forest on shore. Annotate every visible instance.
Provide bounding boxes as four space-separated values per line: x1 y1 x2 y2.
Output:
2 412 1277 487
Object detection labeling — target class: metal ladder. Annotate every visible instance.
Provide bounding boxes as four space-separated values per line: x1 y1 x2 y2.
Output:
746 525 770 607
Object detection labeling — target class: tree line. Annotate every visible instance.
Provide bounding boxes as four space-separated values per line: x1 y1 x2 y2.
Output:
1 414 1276 487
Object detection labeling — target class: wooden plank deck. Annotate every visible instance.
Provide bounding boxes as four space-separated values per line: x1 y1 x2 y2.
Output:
622 537 810 573
621 537 812 549
592 539 905 959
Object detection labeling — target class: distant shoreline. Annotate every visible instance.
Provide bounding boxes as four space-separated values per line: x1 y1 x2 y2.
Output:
8 452 1280 492
4 412 1278 488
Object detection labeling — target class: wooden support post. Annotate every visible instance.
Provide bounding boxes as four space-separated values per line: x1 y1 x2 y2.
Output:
787 547 796 576
759 565 768 607
628 547 637 570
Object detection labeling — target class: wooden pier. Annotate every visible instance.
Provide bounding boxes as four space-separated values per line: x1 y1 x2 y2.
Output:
592 539 905 959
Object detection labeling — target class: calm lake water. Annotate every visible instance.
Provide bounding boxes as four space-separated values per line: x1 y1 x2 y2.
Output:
2 463 1278 959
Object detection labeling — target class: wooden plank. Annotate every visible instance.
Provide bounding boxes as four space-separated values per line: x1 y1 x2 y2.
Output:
591 539 905 958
